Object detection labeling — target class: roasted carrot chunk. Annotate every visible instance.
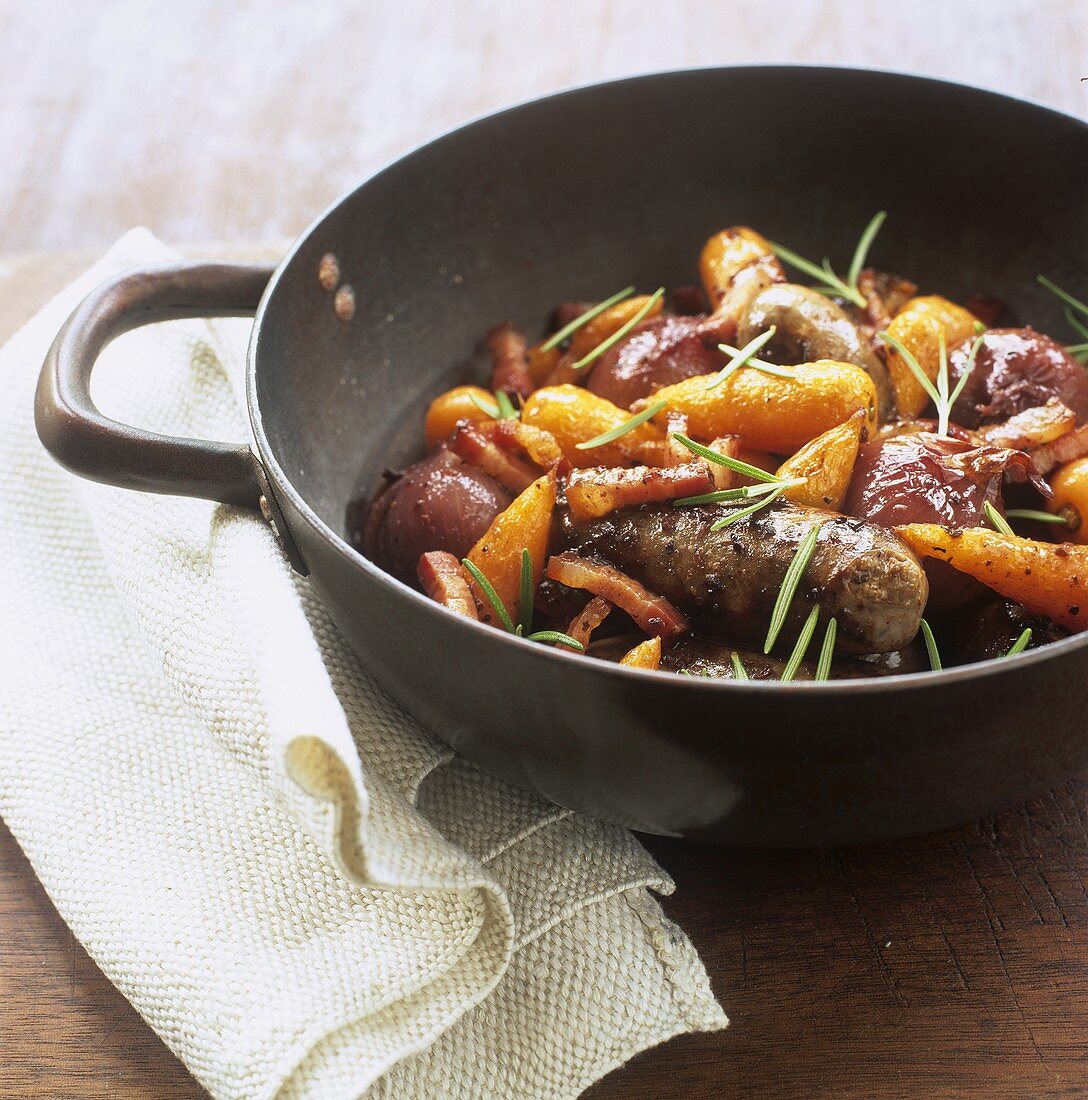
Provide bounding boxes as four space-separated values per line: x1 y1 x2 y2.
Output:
895 523 1088 631
467 469 558 626
618 636 662 669
776 411 865 511
424 385 497 448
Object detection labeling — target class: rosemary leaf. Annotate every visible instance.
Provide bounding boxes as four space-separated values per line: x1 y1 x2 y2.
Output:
764 525 821 654
1038 275 1088 320
1005 628 1033 658
847 211 887 288
461 558 514 632
709 484 792 530
730 652 749 681
575 398 667 450
984 501 1015 536
571 287 664 370
468 392 501 418
517 548 534 633
920 619 942 671
526 630 585 651
1005 508 1071 526
814 617 838 681
704 327 778 390
672 433 781 484
781 605 821 681
674 478 806 508
540 286 636 351
495 390 519 419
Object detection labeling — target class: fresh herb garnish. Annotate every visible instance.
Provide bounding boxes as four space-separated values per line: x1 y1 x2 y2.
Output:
764 526 820 654
715 344 799 381
984 500 1015 536
1005 508 1072 527
671 433 781 484
462 558 514 632
730 652 749 680
575 398 668 450
814 617 837 681
540 286 636 352
673 478 807 507
878 329 981 437
920 619 942 671
517 548 534 634
495 390 519 419
781 605 820 681
704 327 778 390
1005 628 1033 658
526 630 585 651
571 287 665 370
1038 276 1088 363
468 392 501 418
768 211 887 309
709 484 797 530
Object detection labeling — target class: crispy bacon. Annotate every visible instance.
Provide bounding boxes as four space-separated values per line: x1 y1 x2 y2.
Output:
545 552 689 638
563 595 613 650
980 400 1077 452
448 419 539 493
484 418 564 469
417 552 479 620
1032 423 1088 476
487 322 533 398
565 461 714 522
856 268 918 334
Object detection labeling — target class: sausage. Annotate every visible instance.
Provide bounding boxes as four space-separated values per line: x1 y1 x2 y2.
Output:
949 327 1088 428
362 445 512 583
738 283 896 420
561 501 928 653
586 314 721 408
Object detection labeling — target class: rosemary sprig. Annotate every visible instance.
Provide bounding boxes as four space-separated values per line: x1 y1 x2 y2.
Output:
495 390 518 419
540 286 635 351
468 392 501 418
516 548 534 634
920 619 942 671
576 398 668 450
984 500 1015 536
781 605 820 681
526 630 585 651
1005 508 1072 527
673 478 807 507
1038 276 1088 363
704 327 778 390
764 526 820 654
1004 628 1032 658
715 341 799 381
571 287 664 370
671 432 781 484
1038 275 1088 319
768 211 887 309
1066 308 1088 342
709 484 796 530
878 329 981 437
462 558 514 632
730 652 749 680
814 617 837 681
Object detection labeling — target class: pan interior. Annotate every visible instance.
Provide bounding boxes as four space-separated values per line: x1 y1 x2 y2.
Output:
251 67 1088 538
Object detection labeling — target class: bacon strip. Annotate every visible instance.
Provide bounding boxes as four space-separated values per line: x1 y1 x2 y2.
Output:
980 400 1077 452
487 322 533 398
565 462 713 522
1032 423 1088 477
417 552 479 620
448 419 539 493
562 595 613 650
483 419 564 470
546 552 689 638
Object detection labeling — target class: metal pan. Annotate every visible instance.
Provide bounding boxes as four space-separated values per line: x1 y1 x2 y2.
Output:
35 67 1088 845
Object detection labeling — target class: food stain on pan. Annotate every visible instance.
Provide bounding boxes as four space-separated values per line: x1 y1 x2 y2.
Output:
334 284 356 322
317 252 340 291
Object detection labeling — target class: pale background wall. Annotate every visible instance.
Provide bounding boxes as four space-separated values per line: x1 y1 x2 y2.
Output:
1 0 1085 252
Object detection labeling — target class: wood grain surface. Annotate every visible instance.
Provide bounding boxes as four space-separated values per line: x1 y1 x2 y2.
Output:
3 2 1088 1096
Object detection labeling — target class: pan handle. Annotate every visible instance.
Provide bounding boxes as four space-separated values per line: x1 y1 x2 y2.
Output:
35 260 275 509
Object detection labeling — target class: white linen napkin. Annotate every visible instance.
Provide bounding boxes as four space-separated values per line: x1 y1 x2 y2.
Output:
0 231 726 1100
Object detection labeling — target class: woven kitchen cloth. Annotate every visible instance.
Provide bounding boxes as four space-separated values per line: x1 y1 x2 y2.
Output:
0 230 726 1100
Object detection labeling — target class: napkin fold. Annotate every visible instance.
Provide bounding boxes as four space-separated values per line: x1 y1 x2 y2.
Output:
0 231 726 1099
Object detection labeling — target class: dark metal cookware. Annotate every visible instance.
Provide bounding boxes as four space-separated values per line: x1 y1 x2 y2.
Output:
35 68 1088 845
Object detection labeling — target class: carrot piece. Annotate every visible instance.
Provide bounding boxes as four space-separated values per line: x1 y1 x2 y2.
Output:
776 411 865 511
619 636 662 669
466 469 558 627
894 523 1088 631
424 385 497 448
448 420 539 493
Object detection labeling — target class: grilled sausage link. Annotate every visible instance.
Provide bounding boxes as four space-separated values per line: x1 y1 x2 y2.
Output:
561 502 928 653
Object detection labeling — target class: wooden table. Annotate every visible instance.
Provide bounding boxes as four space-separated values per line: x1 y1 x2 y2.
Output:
4 3 1088 1094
